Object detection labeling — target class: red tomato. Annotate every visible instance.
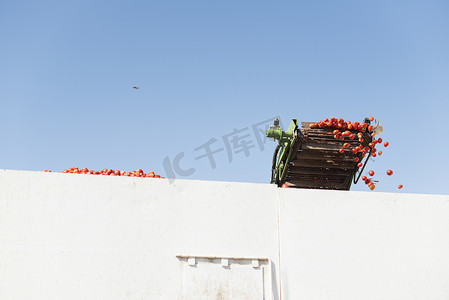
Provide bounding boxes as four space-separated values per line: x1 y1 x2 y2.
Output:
369 170 374 176
377 138 382 143
339 148 344 153
281 184 289 188
369 184 375 190
357 162 363 167
362 176 367 181
386 169 393 176
343 143 349 148
354 157 359 162
398 184 403 189
369 116 374 121
378 151 382 155
384 141 389 147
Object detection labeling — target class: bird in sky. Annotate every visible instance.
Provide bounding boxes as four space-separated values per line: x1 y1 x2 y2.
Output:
133 86 139 90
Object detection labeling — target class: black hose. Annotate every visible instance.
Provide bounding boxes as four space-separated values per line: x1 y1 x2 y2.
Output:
354 151 372 184
271 144 280 183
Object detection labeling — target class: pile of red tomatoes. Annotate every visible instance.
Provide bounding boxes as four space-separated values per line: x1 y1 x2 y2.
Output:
43 167 164 178
309 117 370 132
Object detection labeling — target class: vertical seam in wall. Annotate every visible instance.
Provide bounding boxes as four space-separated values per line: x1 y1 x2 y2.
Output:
277 188 282 300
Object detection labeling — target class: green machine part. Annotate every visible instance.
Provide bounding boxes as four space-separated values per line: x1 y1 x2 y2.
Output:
266 119 302 186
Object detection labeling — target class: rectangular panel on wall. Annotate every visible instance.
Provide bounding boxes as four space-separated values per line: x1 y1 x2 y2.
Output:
177 256 269 300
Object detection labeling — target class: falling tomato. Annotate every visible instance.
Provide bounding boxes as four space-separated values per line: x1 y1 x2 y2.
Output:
369 170 375 176
386 169 393 176
398 185 403 189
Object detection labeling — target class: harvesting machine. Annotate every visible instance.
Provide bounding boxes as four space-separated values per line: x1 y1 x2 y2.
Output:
266 118 377 190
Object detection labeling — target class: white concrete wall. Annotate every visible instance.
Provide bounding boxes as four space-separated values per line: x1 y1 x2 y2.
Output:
278 189 449 300
1 170 449 299
0 170 280 299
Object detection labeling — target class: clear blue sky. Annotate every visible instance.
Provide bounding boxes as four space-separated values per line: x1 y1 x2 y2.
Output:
1 0 448 194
